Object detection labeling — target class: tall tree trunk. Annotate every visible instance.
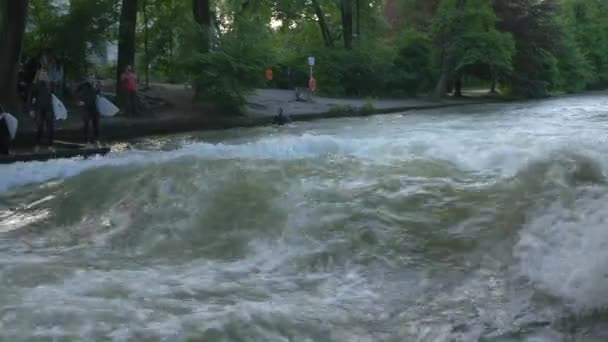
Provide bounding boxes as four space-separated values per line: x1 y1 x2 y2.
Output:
341 0 353 49
432 50 452 101
356 0 360 37
192 0 211 52
143 0 149 89
168 0 175 80
432 0 466 101
454 76 462 97
116 0 138 103
490 67 497 93
0 0 29 113
311 0 333 47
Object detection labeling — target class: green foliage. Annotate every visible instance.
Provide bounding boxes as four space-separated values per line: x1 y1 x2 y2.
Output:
492 0 563 97
19 0 608 111
311 47 392 97
554 27 593 93
329 104 356 113
25 0 119 79
182 18 276 114
95 63 117 80
432 0 516 89
559 0 608 89
360 98 376 114
136 0 191 83
510 50 560 98
391 30 434 95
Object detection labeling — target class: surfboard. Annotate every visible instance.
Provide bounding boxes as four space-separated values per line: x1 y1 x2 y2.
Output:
2 113 18 140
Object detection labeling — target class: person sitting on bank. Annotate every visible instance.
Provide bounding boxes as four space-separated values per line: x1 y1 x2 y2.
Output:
120 65 138 116
76 73 102 147
0 105 13 155
273 107 291 126
30 65 55 152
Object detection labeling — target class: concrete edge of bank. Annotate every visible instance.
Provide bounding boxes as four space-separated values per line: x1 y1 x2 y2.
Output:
12 99 499 148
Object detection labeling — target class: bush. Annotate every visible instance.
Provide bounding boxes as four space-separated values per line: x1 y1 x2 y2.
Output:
390 31 434 96
95 63 117 80
510 50 560 98
554 29 593 93
280 41 395 98
181 19 276 114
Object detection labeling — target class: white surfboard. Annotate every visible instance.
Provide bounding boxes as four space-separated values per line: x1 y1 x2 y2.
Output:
1 113 18 140
96 95 120 117
52 94 68 120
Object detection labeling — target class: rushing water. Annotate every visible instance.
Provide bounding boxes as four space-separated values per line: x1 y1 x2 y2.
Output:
1 93 608 341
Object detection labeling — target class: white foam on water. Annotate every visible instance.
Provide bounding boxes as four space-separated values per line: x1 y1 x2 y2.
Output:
514 187 608 313
1 254 380 340
0 134 377 193
2 121 602 195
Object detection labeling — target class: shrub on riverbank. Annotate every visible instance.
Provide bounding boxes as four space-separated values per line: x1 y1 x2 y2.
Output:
180 19 276 114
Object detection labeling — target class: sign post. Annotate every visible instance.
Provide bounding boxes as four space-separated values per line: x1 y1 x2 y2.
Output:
307 56 316 101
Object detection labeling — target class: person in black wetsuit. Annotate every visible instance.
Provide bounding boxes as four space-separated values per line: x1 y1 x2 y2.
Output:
0 105 11 155
76 75 102 146
273 107 291 126
30 66 55 152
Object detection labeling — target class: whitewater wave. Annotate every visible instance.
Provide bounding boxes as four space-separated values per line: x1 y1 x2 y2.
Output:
510 151 608 314
514 187 608 313
2 125 605 194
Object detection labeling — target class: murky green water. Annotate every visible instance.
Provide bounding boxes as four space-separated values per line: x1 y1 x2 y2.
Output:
1 93 608 341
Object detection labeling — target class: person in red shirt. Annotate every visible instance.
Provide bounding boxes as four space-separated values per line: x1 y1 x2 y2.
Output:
265 68 273 88
120 65 138 116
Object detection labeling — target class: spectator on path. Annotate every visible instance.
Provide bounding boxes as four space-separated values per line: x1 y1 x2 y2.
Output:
23 55 41 106
76 73 102 147
273 107 291 126
49 55 64 99
120 65 138 116
30 65 55 152
265 67 273 88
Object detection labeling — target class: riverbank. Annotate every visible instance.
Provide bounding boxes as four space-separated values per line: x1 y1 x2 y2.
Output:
11 84 504 148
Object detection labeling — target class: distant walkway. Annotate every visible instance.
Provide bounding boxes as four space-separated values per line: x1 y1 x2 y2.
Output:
246 88 490 118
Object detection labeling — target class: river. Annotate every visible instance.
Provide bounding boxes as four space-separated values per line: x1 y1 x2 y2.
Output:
1 93 608 341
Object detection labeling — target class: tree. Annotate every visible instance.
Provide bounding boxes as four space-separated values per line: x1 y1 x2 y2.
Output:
559 0 608 89
116 0 138 101
0 0 29 112
387 0 441 31
24 0 118 80
452 0 515 95
492 0 562 97
192 0 211 51
311 0 334 47
142 0 149 88
341 0 353 49
432 0 467 100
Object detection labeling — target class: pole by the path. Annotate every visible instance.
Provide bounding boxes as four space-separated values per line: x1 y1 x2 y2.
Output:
308 56 315 101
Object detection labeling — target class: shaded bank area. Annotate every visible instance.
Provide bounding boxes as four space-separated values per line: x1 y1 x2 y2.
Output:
11 83 509 148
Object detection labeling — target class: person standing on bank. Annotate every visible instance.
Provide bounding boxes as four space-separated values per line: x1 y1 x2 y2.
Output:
49 55 64 99
120 65 138 116
30 65 55 152
76 73 102 147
